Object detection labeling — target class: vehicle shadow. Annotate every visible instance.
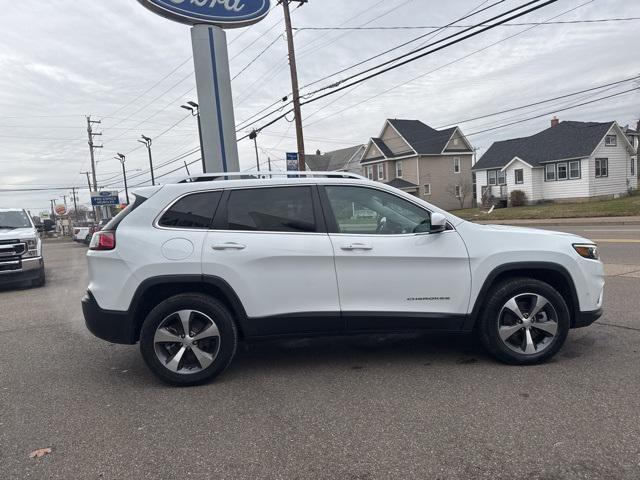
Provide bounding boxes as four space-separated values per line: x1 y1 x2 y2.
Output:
226 332 486 376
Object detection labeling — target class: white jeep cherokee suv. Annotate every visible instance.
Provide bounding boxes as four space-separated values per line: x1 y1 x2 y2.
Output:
82 172 604 385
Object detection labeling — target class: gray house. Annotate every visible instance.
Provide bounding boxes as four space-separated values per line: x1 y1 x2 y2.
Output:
473 119 637 205
360 119 475 210
305 145 365 174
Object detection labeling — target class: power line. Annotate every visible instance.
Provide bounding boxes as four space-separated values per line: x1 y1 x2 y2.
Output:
101 56 193 120
299 0 507 92
303 0 595 129
238 0 559 138
294 17 640 31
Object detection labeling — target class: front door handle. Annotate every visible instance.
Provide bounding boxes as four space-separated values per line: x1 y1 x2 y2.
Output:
341 243 373 251
211 242 246 251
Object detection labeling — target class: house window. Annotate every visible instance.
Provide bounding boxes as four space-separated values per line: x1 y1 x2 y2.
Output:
453 137 460 146
605 135 617 147
545 164 556 181
514 169 524 184
497 170 506 185
628 135 635 146
595 158 608 178
453 157 460 174
424 184 431 196
569 161 581 179
396 160 403 178
487 170 497 186
377 163 384 181
454 185 461 198
632 158 636 176
557 162 568 181
366 166 373 180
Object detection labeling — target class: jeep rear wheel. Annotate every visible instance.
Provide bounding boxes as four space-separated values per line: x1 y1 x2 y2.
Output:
478 278 570 365
140 294 238 386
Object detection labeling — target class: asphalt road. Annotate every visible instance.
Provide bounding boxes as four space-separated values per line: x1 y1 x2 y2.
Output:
1 226 639 480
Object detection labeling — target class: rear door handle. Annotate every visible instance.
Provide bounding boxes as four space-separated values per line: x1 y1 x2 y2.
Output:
211 242 246 251
341 243 373 251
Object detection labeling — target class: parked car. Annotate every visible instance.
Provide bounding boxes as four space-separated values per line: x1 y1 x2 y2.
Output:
73 226 94 244
82 172 604 385
0 208 45 287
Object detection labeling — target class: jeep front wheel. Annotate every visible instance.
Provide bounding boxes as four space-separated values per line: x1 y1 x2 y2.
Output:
140 294 238 386
478 278 570 365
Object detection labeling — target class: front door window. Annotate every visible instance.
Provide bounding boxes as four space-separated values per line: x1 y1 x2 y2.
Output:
324 186 431 235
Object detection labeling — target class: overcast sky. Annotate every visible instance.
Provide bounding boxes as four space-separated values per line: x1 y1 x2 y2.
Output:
1 0 638 214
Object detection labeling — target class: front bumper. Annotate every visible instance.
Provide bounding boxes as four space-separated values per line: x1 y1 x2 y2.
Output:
573 308 603 328
0 256 44 285
82 290 137 344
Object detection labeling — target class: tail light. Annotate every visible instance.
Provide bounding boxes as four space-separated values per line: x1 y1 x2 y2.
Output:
89 231 116 251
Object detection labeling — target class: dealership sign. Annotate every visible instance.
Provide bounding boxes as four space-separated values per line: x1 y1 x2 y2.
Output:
90 191 120 207
137 0 271 28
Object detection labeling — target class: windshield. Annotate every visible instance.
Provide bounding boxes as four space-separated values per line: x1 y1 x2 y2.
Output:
0 210 33 229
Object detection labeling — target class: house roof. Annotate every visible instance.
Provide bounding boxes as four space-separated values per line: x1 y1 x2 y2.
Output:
305 145 365 172
387 119 458 155
473 121 616 170
623 125 638 135
385 178 418 189
370 137 395 158
362 119 467 164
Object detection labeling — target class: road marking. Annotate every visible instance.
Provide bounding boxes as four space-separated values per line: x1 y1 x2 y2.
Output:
592 239 640 244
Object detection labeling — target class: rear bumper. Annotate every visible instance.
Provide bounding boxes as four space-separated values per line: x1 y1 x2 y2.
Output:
0 257 44 285
573 308 603 328
82 290 137 344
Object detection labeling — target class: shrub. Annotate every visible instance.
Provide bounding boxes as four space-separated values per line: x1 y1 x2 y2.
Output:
510 190 527 207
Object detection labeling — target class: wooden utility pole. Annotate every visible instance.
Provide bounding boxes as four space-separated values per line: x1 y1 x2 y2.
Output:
86 116 103 219
281 0 307 171
81 171 97 221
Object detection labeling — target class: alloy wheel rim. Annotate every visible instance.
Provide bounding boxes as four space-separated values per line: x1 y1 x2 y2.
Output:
497 293 558 355
153 309 221 374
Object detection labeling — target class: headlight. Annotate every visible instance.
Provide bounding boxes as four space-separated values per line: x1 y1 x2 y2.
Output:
573 243 599 260
23 238 39 258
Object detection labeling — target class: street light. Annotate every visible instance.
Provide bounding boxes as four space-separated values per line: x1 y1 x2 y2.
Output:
137 134 155 186
249 130 260 172
181 101 205 173
115 153 129 205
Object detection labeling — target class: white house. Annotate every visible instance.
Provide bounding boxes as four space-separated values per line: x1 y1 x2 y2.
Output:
472 119 638 205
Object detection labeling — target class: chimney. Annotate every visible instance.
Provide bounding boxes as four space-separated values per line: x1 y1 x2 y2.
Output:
551 116 560 128
316 149 321 155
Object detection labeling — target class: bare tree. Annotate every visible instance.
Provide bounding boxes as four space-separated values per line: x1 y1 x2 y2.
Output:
446 178 473 209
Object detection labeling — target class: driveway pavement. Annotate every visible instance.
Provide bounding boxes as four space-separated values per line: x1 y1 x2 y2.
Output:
0 230 639 480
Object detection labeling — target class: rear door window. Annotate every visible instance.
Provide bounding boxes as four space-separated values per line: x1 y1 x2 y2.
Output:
159 191 222 229
223 187 317 233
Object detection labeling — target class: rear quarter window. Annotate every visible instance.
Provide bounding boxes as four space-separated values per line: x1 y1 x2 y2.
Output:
158 191 222 229
102 194 147 231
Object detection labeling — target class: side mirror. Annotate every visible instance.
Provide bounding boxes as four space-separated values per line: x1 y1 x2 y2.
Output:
430 212 447 234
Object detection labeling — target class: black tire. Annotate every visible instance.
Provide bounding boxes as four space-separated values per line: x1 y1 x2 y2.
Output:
140 293 238 386
31 267 46 288
477 277 570 365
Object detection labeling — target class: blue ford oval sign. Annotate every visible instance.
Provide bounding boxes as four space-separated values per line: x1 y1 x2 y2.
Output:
138 0 271 28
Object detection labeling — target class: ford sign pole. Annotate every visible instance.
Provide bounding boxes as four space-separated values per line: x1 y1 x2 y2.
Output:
191 25 239 173
136 1 272 173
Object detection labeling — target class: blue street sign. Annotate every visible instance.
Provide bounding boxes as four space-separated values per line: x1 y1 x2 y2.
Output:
286 152 298 171
137 0 271 28
91 191 120 206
